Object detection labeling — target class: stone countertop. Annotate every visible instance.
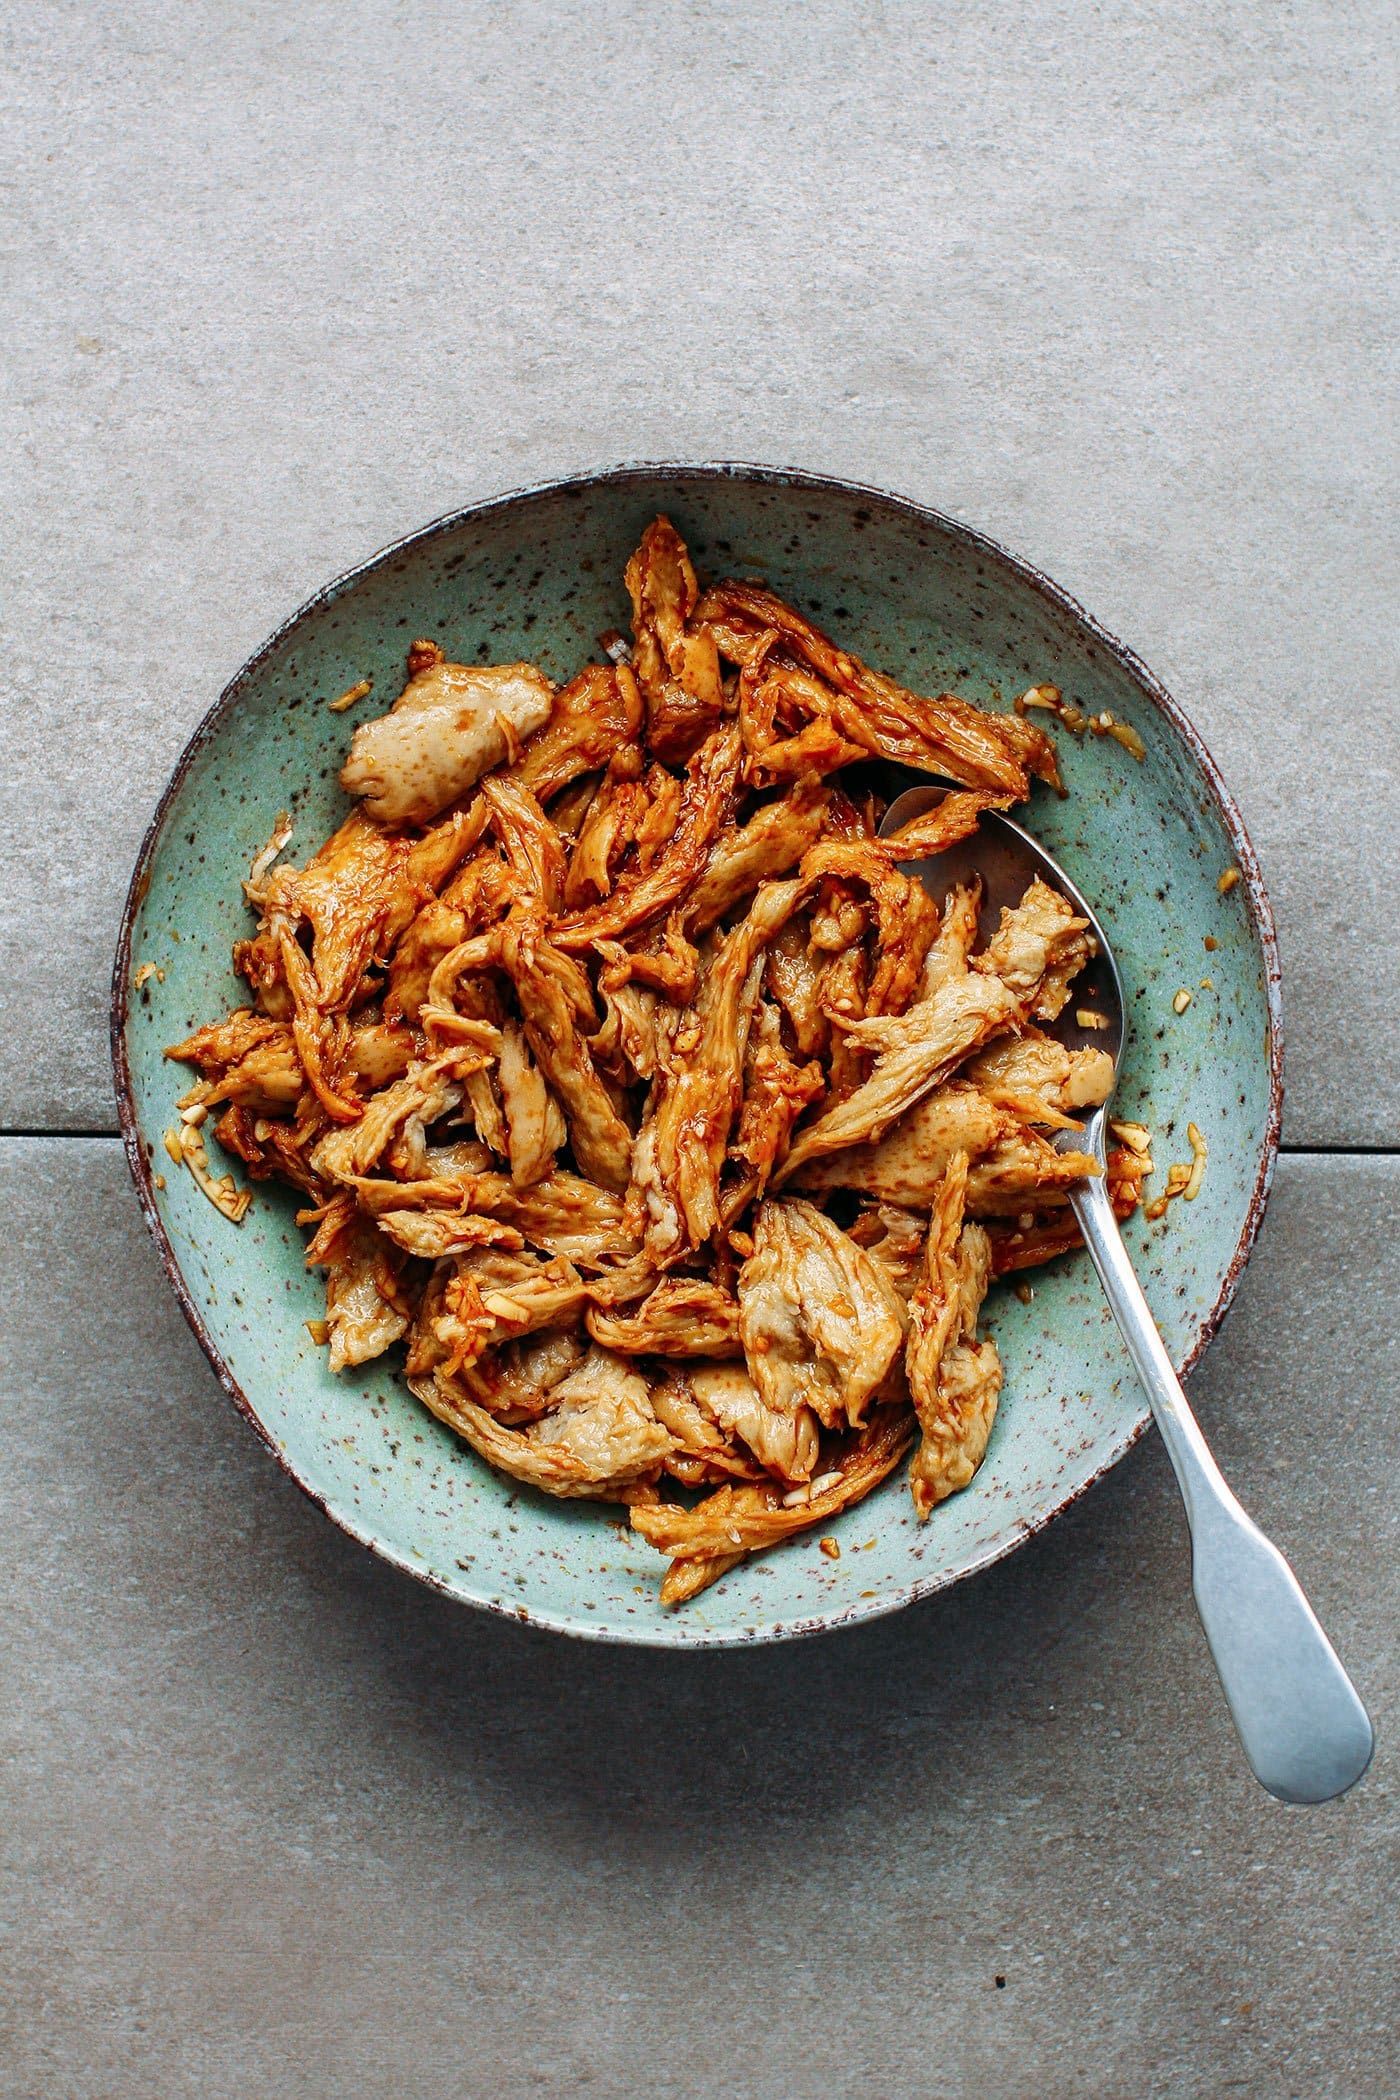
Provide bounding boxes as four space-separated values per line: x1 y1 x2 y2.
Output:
3 1145 1396 2099
2 6 1396 2096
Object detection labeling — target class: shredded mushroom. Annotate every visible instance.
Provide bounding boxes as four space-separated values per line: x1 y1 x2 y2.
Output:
164 516 1151 1605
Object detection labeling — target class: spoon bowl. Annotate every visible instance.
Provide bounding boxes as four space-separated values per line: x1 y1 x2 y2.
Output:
880 783 1126 1132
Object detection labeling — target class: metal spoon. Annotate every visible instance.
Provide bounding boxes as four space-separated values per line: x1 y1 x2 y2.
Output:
881 786 1373 1805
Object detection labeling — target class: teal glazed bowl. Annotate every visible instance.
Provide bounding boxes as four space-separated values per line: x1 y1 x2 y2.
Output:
112 465 1282 1646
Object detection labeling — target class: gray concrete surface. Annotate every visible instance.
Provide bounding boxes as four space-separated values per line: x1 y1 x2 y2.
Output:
2 1143 1397 2100
1 0 1397 1140
4 6 1399 2097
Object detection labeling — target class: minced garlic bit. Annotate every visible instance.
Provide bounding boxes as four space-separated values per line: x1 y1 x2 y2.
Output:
819 1537 840 1560
169 1120 252 1222
153 1172 166 1190
1012 1279 1034 1305
1203 934 1219 952
134 960 159 990
1147 1122 1208 1221
1076 1008 1108 1030
1109 1119 1152 1157
1199 976 1214 991
1173 988 1192 1014
179 1101 208 1127
327 677 373 713
1107 719 1146 760
305 1318 330 1345
1015 683 1086 735
1218 867 1241 894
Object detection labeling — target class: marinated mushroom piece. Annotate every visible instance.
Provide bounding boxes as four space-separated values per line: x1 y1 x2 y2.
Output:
309 1050 478 1184
800 837 941 1019
385 875 500 1025
789 1081 1014 1205
263 804 479 1016
875 790 1017 862
732 1002 825 1196
316 1216 412 1374
773 971 1022 1186
965 1028 1115 1128
965 1129 1102 1215
341 654 554 827
213 1103 325 1200
497 1018 568 1187
165 1011 303 1113
648 1368 768 1487
845 1202 927 1315
586 1278 743 1357
987 1145 1150 1275
515 663 644 803
629 874 809 1261
765 917 830 1058
173 514 1146 1604
497 910 635 1192
480 775 568 914
919 878 983 995
591 948 665 1083
348 1018 417 1092
550 724 743 950
791 1081 1101 1216
686 1359 821 1484
971 875 1094 1022
424 1249 594 1374
738 1197 905 1437
694 579 1060 793
368 1163 641 1268
685 776 834 933
410 1323 589 1427
905 1152 1002 1518
412 1345 671 1499
625 516 727 762
563 750 650 907
631 1407 916 1603
374 1208 526 1259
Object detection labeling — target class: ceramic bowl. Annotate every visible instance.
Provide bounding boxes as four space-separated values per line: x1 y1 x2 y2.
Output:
112 464 1282 1646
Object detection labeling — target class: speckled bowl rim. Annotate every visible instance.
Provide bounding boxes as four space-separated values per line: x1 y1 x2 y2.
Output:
112 460 1284 1647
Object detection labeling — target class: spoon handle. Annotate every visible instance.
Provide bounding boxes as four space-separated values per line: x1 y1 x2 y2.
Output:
1069 1172 1373 1803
